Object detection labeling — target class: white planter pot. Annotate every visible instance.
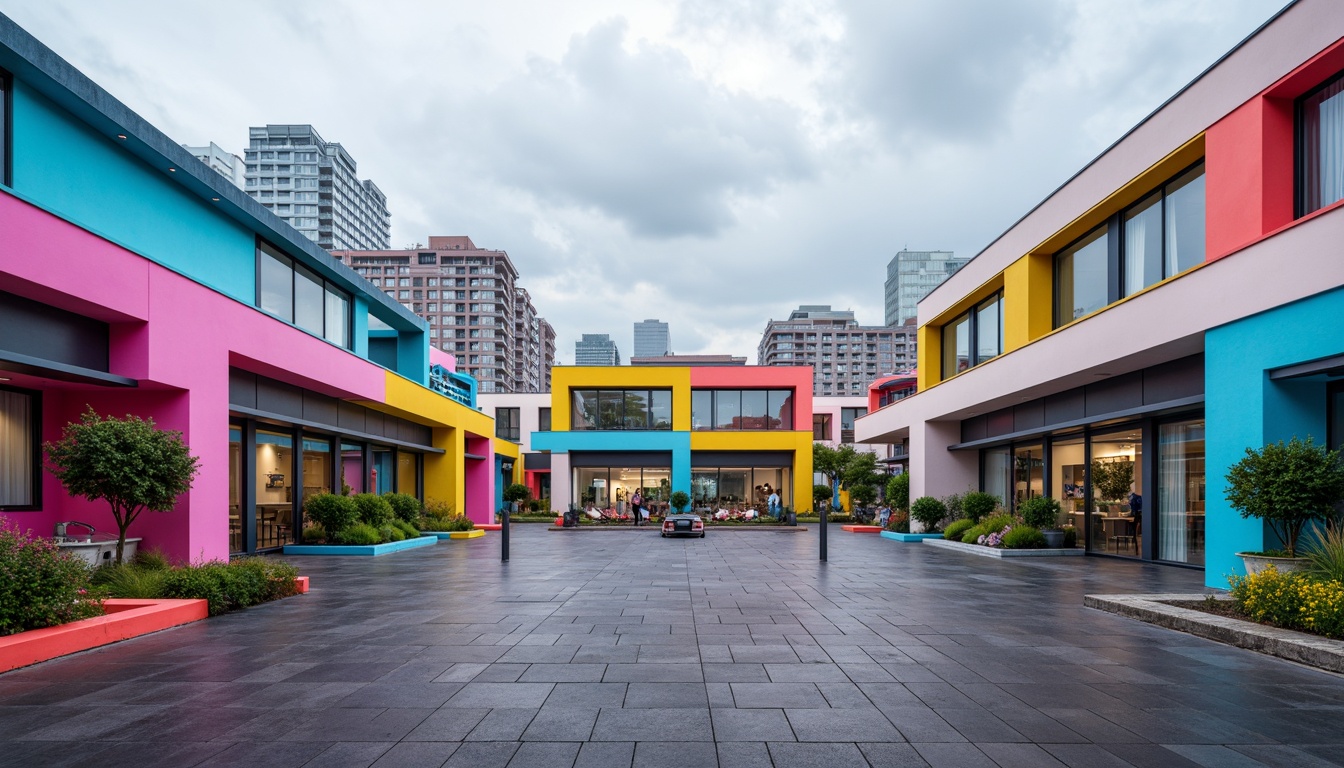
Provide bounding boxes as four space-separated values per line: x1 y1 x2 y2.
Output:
1237 552 1309 575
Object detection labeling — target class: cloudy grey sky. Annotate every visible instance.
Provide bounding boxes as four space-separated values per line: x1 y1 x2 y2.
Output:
8 0 1286 363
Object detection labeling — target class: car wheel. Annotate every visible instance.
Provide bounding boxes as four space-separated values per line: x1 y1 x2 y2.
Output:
700 532 706 538
660 532 666 538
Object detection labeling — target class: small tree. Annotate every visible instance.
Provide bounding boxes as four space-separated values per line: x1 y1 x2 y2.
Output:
885 473 910 512
305 493 358 537
812 483 833 513
961 491 1000 524
1225 436 1344 557
1018 496 1062 531
45 408 200 564
503 483 530 510
849 483 877 508
669 490 690 513
910 496 948 533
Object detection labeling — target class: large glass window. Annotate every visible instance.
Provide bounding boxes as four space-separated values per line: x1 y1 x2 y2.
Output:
301 435 333 506
940 292 1002 380
569 390 673 430
1013 444 1043 509
256 241 351 348
813 413 832 441
691 390 796 430
1055 226 1108 325
341 441 364 495
1158 419 1204 565
1049 434 1086 542
539 407 551 432
768 390 793 429
691 466 791 512
0 387 37 509
715 390 741 429
229 426 243 553
982 446 1011 509
692 390 713 431
1298 69 1344 216
1123 191 1164 296
1164 164 1206 277
255 429 294 551
495 407 520 441
840 407 866 443
1089 428 1142 556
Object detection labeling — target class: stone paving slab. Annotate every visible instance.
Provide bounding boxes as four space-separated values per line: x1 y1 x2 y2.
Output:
3 527 1344 767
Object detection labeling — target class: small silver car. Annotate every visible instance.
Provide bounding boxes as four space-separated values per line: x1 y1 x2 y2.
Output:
661 512 705 538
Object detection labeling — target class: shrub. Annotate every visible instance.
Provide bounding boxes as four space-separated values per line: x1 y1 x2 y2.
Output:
960 492 999 524
302 524 326 544
380 525 405 543
885 509 910 533
1230 566 1344 639
159 558 299 617
963 514 1016 544
942 492 964 521
333 523 382 545
420 515 474 532
351 493 394 527
943 519 975 541
423 498 456 521
849 483 877 509
1018 496 1062 531
0 520 101 636
813 484 834 510
1304 526 1344 582
382 493 422 523
1002 526 1047 549
503 483 530 504
305 493 359 535
131 548 173 571
885 473 910 511
1225 437 1344 556
1063 526 1078 548
91 563 167 598
390 519 421 540
910 496 948 533
670 491 690 513
45 408 200 565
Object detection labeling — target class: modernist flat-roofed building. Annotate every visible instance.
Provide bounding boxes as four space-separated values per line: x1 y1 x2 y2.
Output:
855 0 1344 587
0 16 516 560
758 305 913 396
334 236 556 394
575 334 620 366
633 319 670 358
182 142 244 188
530 366 814 515
244 124 391 252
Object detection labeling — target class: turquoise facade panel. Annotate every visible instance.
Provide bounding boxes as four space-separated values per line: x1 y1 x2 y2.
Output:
531 431 693 496
1205 285 1344 588
11 81 257 303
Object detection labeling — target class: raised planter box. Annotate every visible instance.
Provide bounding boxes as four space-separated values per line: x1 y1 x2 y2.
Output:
923 538 1084 558
1086 593 1344 675
0 598 209 673
879 531 945 542
478 523 503 531
841 525 883 533
294 576 310 594
420 529 485 540
282 536 438 556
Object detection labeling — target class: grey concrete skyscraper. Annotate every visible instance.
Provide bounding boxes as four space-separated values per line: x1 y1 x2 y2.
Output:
884 250 969 326
758 306 913 396
575 334 620 366
244 125 391 252
633 319 670 358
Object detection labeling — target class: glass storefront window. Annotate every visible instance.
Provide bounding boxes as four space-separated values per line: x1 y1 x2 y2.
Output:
692 470 718 509
691 467 790 512
1049 434 1086 543
255 429 294 550
371 447 394 494
229 426 243 553
1012 444 1043 509
301 436 333 507
1089 427 1143 556
577 467 610 509
983 446 1011 508
341 441 364 494
1158 420 1205 565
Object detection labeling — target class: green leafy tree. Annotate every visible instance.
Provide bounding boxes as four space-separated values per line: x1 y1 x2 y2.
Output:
812 483 833 513
960 491 1000 524
669 490 690 513
885 473 910 512
503 483 531 507
45 408 200 565
814 443 884 511
849 483 877 508
1018 496 1062 531
1225 436 1344 557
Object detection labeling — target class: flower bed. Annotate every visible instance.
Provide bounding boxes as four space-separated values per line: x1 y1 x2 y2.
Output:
0 598 209 673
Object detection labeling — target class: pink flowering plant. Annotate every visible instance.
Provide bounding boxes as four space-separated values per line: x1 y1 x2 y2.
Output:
977 525 1013 548
0 519 102 636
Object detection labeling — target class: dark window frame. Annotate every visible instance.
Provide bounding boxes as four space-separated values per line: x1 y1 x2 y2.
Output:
1296 67 1344 218
495 406 520 441
1053 161 1206 329
940 290 1004 380
570 389 674 431
0 67 11 187
538 407 551 432
812 413 832 441
691 389 795 431
0 384 41 511
255 239 352 349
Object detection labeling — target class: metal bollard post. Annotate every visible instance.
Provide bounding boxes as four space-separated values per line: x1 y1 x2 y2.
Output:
819 505 828 562
501 506 510 562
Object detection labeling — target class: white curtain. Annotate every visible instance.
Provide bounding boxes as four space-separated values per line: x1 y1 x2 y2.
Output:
1125 213 1147 297
0 391 33 507
1321 88 1344 209
1158 424 1188 562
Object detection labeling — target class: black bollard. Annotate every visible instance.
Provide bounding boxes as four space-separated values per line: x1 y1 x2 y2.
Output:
820 505 828 562
501 506 510 562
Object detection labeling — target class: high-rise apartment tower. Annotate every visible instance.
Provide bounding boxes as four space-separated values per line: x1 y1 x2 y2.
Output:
884 250 969 326
758 306 913 396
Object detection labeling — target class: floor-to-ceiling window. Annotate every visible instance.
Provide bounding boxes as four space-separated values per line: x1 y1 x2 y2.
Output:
1050 433 1086 542
229 425 243 553
341 442 364 494
0 386 38 510
1157 419 1205 565
983 446 1012 508
1013 444 1044 508
1088 427 1143 556
371 447 394 494
255 429 294 550
302 435 334 507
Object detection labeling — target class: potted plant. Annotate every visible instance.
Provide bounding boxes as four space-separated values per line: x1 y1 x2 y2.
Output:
1018 496 1064 548
1225 436 1344 573
669 491 690 515
503 483 530 513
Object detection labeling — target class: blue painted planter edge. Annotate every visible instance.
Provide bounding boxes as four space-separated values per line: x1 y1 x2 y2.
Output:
878 531 946 542
282 536 439 556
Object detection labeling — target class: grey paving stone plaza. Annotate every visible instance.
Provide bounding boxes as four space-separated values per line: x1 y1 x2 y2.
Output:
3 528 1344 768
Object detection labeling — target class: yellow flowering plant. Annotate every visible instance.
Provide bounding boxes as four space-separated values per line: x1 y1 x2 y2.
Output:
1229 565 1344 638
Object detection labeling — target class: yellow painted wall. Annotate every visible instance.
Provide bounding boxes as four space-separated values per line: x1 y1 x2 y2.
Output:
1002 253 1054 352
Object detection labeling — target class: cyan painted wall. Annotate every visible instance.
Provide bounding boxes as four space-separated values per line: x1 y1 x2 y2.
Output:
1205 285 1344 588
11 81 257 303
530 431 693 498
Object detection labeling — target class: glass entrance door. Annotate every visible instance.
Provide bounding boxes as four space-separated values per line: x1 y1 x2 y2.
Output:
1158 419 1205 565
1088 427 1143 556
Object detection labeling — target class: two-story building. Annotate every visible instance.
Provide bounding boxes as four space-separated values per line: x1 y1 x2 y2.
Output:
0 15 514 560
856 0 1344 587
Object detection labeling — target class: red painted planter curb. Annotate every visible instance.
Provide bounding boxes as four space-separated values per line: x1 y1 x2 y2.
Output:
478 524 503 531
841 525 884 533
0 598 209 673
294 576 310 593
